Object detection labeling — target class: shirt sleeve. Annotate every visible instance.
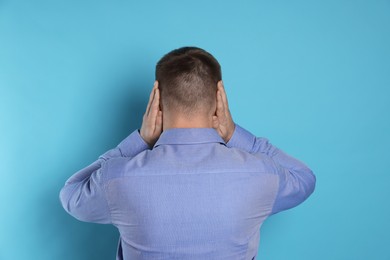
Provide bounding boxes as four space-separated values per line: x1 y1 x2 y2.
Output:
59 129 150 224
226 124 316 215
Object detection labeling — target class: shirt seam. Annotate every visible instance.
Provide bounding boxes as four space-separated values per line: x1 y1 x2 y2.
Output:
102 170 278 183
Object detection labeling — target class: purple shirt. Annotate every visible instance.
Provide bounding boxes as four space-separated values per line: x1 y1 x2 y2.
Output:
59 124 316 260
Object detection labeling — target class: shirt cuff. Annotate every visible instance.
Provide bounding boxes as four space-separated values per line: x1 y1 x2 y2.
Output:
226 124 256 153
117 129 150 157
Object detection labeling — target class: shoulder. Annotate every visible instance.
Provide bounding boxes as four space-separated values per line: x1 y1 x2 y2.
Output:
101 149 152 181
217 145 280 175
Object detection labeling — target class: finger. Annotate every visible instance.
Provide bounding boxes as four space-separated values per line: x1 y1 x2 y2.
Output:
221 93 231 120
155 110 163 133
219 81 230 111
151 81 160 114
145 83 157 116
149 88 160 120
219 89 227 122
216 89 224 117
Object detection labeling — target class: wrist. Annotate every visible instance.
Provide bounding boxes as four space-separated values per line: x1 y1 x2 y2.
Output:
224 123 235 143
139 130 152 148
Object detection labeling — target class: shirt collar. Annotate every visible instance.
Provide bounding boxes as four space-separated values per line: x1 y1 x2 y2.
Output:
153 128 226 148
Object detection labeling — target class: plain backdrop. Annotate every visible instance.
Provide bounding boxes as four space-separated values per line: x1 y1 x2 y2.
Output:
1 0 389 259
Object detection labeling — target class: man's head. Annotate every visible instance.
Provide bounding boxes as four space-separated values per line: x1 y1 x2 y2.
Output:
156 47 222 118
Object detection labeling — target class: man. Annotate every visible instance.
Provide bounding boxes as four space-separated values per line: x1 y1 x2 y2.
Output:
59 47 316 260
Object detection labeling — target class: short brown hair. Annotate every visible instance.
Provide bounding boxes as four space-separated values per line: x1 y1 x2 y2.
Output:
155 47 222 116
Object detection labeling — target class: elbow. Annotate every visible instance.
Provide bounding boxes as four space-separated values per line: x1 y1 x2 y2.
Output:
289 168 316 210
309 168 316 192
271 167 316 215
294 167 316 202
304 168 316 198
59 185 72 214
59 184 94 223
59 184 82 220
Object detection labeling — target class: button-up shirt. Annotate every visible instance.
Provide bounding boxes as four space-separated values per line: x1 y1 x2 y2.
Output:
59 124 316 260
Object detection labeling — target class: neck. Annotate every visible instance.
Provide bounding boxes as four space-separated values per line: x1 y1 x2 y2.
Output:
163 114 213 130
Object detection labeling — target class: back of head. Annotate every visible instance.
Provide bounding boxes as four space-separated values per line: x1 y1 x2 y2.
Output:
156 47 222 117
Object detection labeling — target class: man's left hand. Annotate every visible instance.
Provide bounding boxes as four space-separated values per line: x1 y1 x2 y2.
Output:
140 81 163 147
213 80 235 143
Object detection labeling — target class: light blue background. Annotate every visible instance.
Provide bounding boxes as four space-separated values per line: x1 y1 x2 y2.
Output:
1 0 389 259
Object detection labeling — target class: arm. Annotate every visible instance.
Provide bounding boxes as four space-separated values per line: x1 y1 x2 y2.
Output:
59 81 163 223
59 129 150 223
226 124 316 215
213 81 316 215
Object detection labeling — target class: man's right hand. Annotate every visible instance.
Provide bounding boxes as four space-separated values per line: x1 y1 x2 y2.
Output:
140 81 163 147
213 80 235 143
